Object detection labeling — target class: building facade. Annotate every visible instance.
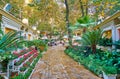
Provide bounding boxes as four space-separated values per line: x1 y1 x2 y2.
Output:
95 11 120 48
0 9 38 40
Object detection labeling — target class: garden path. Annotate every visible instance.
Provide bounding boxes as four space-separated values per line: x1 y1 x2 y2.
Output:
30 45 101 79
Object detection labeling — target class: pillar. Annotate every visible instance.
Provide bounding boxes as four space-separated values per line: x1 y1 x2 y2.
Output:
111 23 116 49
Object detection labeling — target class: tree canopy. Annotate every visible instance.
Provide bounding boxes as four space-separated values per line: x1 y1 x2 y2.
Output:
0 0 120 35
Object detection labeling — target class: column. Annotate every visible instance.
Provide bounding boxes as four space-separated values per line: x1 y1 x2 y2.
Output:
112 23 116 49
116 28 119 41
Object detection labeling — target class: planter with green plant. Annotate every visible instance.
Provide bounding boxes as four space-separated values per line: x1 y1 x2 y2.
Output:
15 58 24 66
20 67 27 72
102 66 117 79
33 40 48 51
26 61 31 66
11 53 42 79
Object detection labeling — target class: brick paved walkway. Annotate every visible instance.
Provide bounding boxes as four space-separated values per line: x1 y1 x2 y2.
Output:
30 45 101 79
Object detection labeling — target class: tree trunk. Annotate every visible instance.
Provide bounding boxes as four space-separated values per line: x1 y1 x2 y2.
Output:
91 44 96 53
79 0 84 17
83 27 87 33
85 1 88 16
64 0 72 46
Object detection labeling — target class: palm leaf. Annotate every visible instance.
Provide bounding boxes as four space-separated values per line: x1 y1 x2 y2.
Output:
0 31 21 52
77 16 96 28
81 29 102 46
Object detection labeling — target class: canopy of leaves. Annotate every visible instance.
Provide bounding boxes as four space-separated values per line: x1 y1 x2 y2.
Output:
0 0 120 35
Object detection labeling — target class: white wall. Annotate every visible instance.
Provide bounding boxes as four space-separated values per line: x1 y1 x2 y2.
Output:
2 16 21 32
102 21 120 49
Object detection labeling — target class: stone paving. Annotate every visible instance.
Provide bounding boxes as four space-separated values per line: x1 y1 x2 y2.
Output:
30 45 101 79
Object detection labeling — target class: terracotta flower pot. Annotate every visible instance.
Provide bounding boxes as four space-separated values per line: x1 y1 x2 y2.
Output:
40 46 45 51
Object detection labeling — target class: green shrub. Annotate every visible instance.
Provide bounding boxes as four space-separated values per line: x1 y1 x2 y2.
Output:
102 66 117 75
113 40 120 49
64 47 120 76
99 37 112 46
73 55 79 62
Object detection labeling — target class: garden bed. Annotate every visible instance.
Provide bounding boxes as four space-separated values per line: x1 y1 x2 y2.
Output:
64 46 120 79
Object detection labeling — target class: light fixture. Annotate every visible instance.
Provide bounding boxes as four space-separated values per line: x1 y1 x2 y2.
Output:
32 26 36 30
37 30 40 33
22 18 28 25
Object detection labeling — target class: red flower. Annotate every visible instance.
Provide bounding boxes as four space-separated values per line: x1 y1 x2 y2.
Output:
16 73 18 76
13 51 18 54
29 51 33 54
33 53 38 57
23 63 28 67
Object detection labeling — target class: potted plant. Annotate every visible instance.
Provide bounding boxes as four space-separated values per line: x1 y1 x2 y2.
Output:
102 66 117 79
26 61 31 66
15 58 24 66
20 67 27 72
29 57 33 62
38 40 46 51
11 72 18 78
33 40 47 51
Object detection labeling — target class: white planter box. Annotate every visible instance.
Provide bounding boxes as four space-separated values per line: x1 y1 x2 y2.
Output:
103 72 116 79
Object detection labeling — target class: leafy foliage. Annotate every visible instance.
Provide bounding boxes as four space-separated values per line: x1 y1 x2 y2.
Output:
0 31 22 73
64 47 119 75
0 31 21 53
77 16 95 27
18 40 34 48
113 40 120 49
81 29 102 53
109 0 120 15
99 37 112 46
